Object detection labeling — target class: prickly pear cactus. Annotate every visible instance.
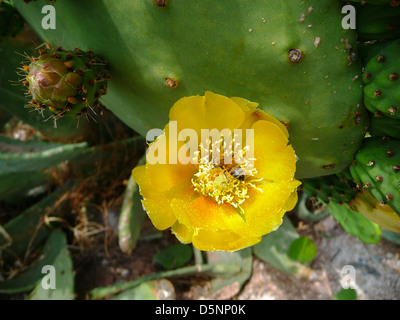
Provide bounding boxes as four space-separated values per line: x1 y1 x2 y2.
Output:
302 168 400 233
349 0 400 5
301 173 359 205
14 0 368 179
369 113 400 139
22 45 109 123
354 3 400 41
0 0 24 42
350 137 400 214
3 0 400 300
363 40 400 118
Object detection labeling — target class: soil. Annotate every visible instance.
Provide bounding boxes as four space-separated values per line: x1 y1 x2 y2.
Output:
238 216 400 300
70 213 400 300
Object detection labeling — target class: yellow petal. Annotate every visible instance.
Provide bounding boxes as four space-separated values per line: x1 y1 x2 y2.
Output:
171 221 194 244
131 165 158 197
252 120 289 151
141 196 177 230
204 91 245 131
239 180 301 237
132 166 194 231
229 97 258 114
145 125 197 192
170 92 246 134
171 195 233 232
133 166 177 230
192 229 261 252
146 160 196 193
282 189 300 212
231 97 289 138
252 120 297 182
169 95 207 134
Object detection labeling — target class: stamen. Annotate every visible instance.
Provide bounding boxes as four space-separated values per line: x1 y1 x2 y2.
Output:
191 136 262 210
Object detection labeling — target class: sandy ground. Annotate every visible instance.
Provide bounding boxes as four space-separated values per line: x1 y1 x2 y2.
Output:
239 216 400 300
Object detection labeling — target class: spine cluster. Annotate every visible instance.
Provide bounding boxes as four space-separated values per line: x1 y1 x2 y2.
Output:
20 44 110 125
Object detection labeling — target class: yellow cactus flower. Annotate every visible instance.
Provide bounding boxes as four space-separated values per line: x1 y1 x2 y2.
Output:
132 91 300 251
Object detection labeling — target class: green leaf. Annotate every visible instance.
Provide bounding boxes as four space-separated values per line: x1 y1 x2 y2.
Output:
327 201 381 244
27 232 74 300
153 244 193 270
118 155 147 254
1 181 77 262
110 281 157 300
0 229 74 296
207 248 252 293
333 288 358 300
90 264 238 300
0 136 88 203
288 236 317 264
0 225 12 250
110 279 175 300
295 193 329 223
382 228 400 245
70 136 145 177
0 108 11 130
0 136 88 174
0 170 50 203
253 216 300 274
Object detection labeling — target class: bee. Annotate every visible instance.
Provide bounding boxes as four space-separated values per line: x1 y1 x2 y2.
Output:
215 163 246 182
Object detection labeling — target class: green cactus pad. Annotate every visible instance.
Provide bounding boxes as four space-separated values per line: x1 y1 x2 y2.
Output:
350 137 400 214
355 3 400 41
14 0 368 179
349 0 400 5
301 173 359 205
363 40 400 118
369 113 400 139
0 1 24 42
22 45 109 123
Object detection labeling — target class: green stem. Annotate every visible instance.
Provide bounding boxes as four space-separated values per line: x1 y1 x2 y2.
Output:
193 246 204 266
90 263 240 300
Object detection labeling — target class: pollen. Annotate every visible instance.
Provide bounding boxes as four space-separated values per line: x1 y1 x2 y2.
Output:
191 137 262 211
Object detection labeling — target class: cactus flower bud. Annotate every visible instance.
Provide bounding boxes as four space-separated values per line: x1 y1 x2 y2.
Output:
22 45 109 123
28 54 82 109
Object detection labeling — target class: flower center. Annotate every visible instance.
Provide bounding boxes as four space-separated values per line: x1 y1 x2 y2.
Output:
191 137 262 210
